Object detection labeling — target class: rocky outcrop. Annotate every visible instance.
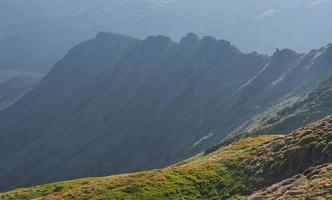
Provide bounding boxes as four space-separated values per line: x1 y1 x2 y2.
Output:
249 115 332 188
246 164 332 200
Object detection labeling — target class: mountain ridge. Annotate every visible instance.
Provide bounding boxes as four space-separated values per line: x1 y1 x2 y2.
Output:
0 32 332 191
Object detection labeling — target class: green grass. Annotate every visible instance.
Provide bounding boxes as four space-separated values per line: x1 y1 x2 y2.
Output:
3 116 330 200
0 135 280 200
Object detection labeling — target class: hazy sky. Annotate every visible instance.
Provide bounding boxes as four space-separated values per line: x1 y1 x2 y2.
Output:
1 0 332 71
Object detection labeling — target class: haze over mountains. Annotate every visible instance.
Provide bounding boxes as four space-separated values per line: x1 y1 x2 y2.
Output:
1 1 332 198
1 0 332 72
1 31 332 191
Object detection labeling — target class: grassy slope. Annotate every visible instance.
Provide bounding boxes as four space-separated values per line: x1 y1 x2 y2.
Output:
2 115 332 200
0 135 279 200
248 115 332 189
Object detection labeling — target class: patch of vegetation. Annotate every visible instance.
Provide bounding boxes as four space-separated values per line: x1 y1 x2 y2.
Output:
0 136 278 200
249 116 332 188
2 116 331 200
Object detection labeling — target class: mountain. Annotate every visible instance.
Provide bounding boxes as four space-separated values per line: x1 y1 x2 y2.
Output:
1 116 331 199
0 32 266 191
0 32 332 191
1 0 332 72
225 44 332 138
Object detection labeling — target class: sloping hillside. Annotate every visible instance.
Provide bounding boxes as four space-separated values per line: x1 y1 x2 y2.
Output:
239 74 332 136
1 116 331 199
1 32 332 191
0 136 281 200
233 44 332 118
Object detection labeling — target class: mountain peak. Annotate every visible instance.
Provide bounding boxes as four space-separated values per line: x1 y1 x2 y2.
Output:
179 33 200 46
95 31 139 42
272 48 298 58
143 35 173 45
200 36 218 45
217 39 231 47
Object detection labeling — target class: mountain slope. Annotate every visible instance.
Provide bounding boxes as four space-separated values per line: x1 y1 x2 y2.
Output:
0 32 140 190
1 116 331 200
233 44 332 115
240 73 332 136
0 32 268 191
225 44 332 139
0 136 278 200
1 32 332 191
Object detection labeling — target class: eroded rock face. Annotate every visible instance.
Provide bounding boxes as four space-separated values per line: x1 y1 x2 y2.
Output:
245 163 332 200
249 115 332 188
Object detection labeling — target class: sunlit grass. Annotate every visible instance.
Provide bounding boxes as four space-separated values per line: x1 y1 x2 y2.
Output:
0 135 281 200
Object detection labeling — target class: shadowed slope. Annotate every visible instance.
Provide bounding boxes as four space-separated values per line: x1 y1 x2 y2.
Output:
0 33 268 191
